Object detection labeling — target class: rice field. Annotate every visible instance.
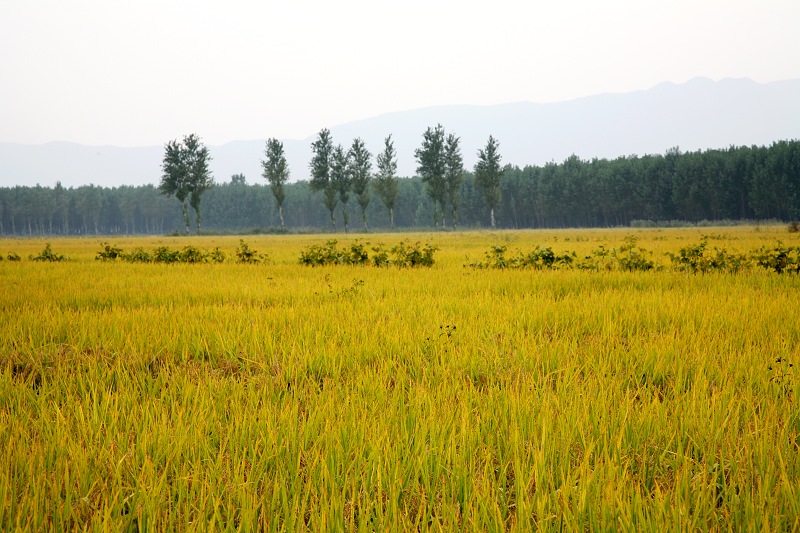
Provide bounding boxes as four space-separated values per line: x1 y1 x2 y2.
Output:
1 227 799 531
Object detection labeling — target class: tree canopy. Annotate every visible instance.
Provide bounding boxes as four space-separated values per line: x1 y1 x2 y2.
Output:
261 138 289 229
159 133 213 234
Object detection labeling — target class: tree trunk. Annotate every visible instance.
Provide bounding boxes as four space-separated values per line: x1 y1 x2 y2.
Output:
181 202 190 235
490 207 496 229
389 208 394 229
279 205 285 229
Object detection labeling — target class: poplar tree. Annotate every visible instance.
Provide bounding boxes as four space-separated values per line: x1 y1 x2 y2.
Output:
159 133 213 234
415 124 448 227
444 133 464 228
261 138 289 229
474 135 505 228
309 128 338 229
348 138 373 231
373 135 399 228
331 145 351 232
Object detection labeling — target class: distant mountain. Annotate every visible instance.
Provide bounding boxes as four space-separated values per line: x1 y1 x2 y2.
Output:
2 77 799 188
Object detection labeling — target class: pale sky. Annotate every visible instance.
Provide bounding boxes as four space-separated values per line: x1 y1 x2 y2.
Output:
1 0 798 147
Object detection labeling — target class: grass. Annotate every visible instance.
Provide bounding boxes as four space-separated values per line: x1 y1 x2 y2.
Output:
1 228 799 530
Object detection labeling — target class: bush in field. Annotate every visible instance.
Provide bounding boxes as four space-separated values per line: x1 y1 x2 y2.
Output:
153 246 180 264
96 242 124 261
667 240 749 273
520 245 575 270
122 247 152 263
6 252 21 261
209 247 226 263
753 242 800 274
179 245 207 264
468 244 575 270
371 243 390 267
96 243 228 264
346 241 370 265
299 239 436 267
612 236 655 272
235 240 268 264
390 241 437 267
470 245 574 270
30 243 66 262
299 240 344 266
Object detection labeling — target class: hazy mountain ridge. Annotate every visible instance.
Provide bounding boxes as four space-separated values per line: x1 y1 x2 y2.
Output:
2 77 799 188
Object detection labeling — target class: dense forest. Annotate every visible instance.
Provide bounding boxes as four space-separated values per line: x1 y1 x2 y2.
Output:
1 140 798 235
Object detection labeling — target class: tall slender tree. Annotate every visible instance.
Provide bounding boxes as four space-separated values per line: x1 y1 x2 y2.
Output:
309 128 338 229
444 133 464 228
474 135 504 228
373 135 399 228
415 124 448 228
184 134 214 233
159 138 191 234
349 138 373 231
261 138 290 229
331 145 351 232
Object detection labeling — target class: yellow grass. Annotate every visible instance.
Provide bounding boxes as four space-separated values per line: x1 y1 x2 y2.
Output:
1 227 799 530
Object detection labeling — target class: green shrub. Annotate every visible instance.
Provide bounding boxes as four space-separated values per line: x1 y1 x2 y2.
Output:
299 241 345 266
209 247 226 263
667 240 748 273
96 242 124 261
122 248 152 263
152 246 180 264
753 243 800 274
613 236 654 272
30 243 66 262
235 240 267 264
179 246 207 264
391 241 437 268
300 240 437 267
370 244 390 267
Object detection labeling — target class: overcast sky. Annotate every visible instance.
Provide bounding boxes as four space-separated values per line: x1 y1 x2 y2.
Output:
2 0 798 147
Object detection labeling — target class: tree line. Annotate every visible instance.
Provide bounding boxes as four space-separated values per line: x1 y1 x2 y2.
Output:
1 138 798 235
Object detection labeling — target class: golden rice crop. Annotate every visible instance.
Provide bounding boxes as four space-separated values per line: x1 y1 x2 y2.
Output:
1 227 799 530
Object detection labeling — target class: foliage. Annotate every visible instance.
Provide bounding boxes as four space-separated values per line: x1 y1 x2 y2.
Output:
415 124 448 227
96 242 124 261
373 135 399 227
152 246 181 264
309 128 338 229
667 240 748 273
235 240 268 264
331 145 352 232
29 243 66 262
474 135 504 228
389 241 438 267
159 133 214 234
6 252 21 261
92 242 233 264
349 138 373 231
612 236 655 272
122 247 152 263
299 239 437 267
261 138 290 229
469 244 575 270
752 242 800 274
5 140 800 235
298 240 345 266
444 133 464 228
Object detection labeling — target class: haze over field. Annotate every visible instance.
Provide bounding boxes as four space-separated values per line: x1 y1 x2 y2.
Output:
1 0 799 187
